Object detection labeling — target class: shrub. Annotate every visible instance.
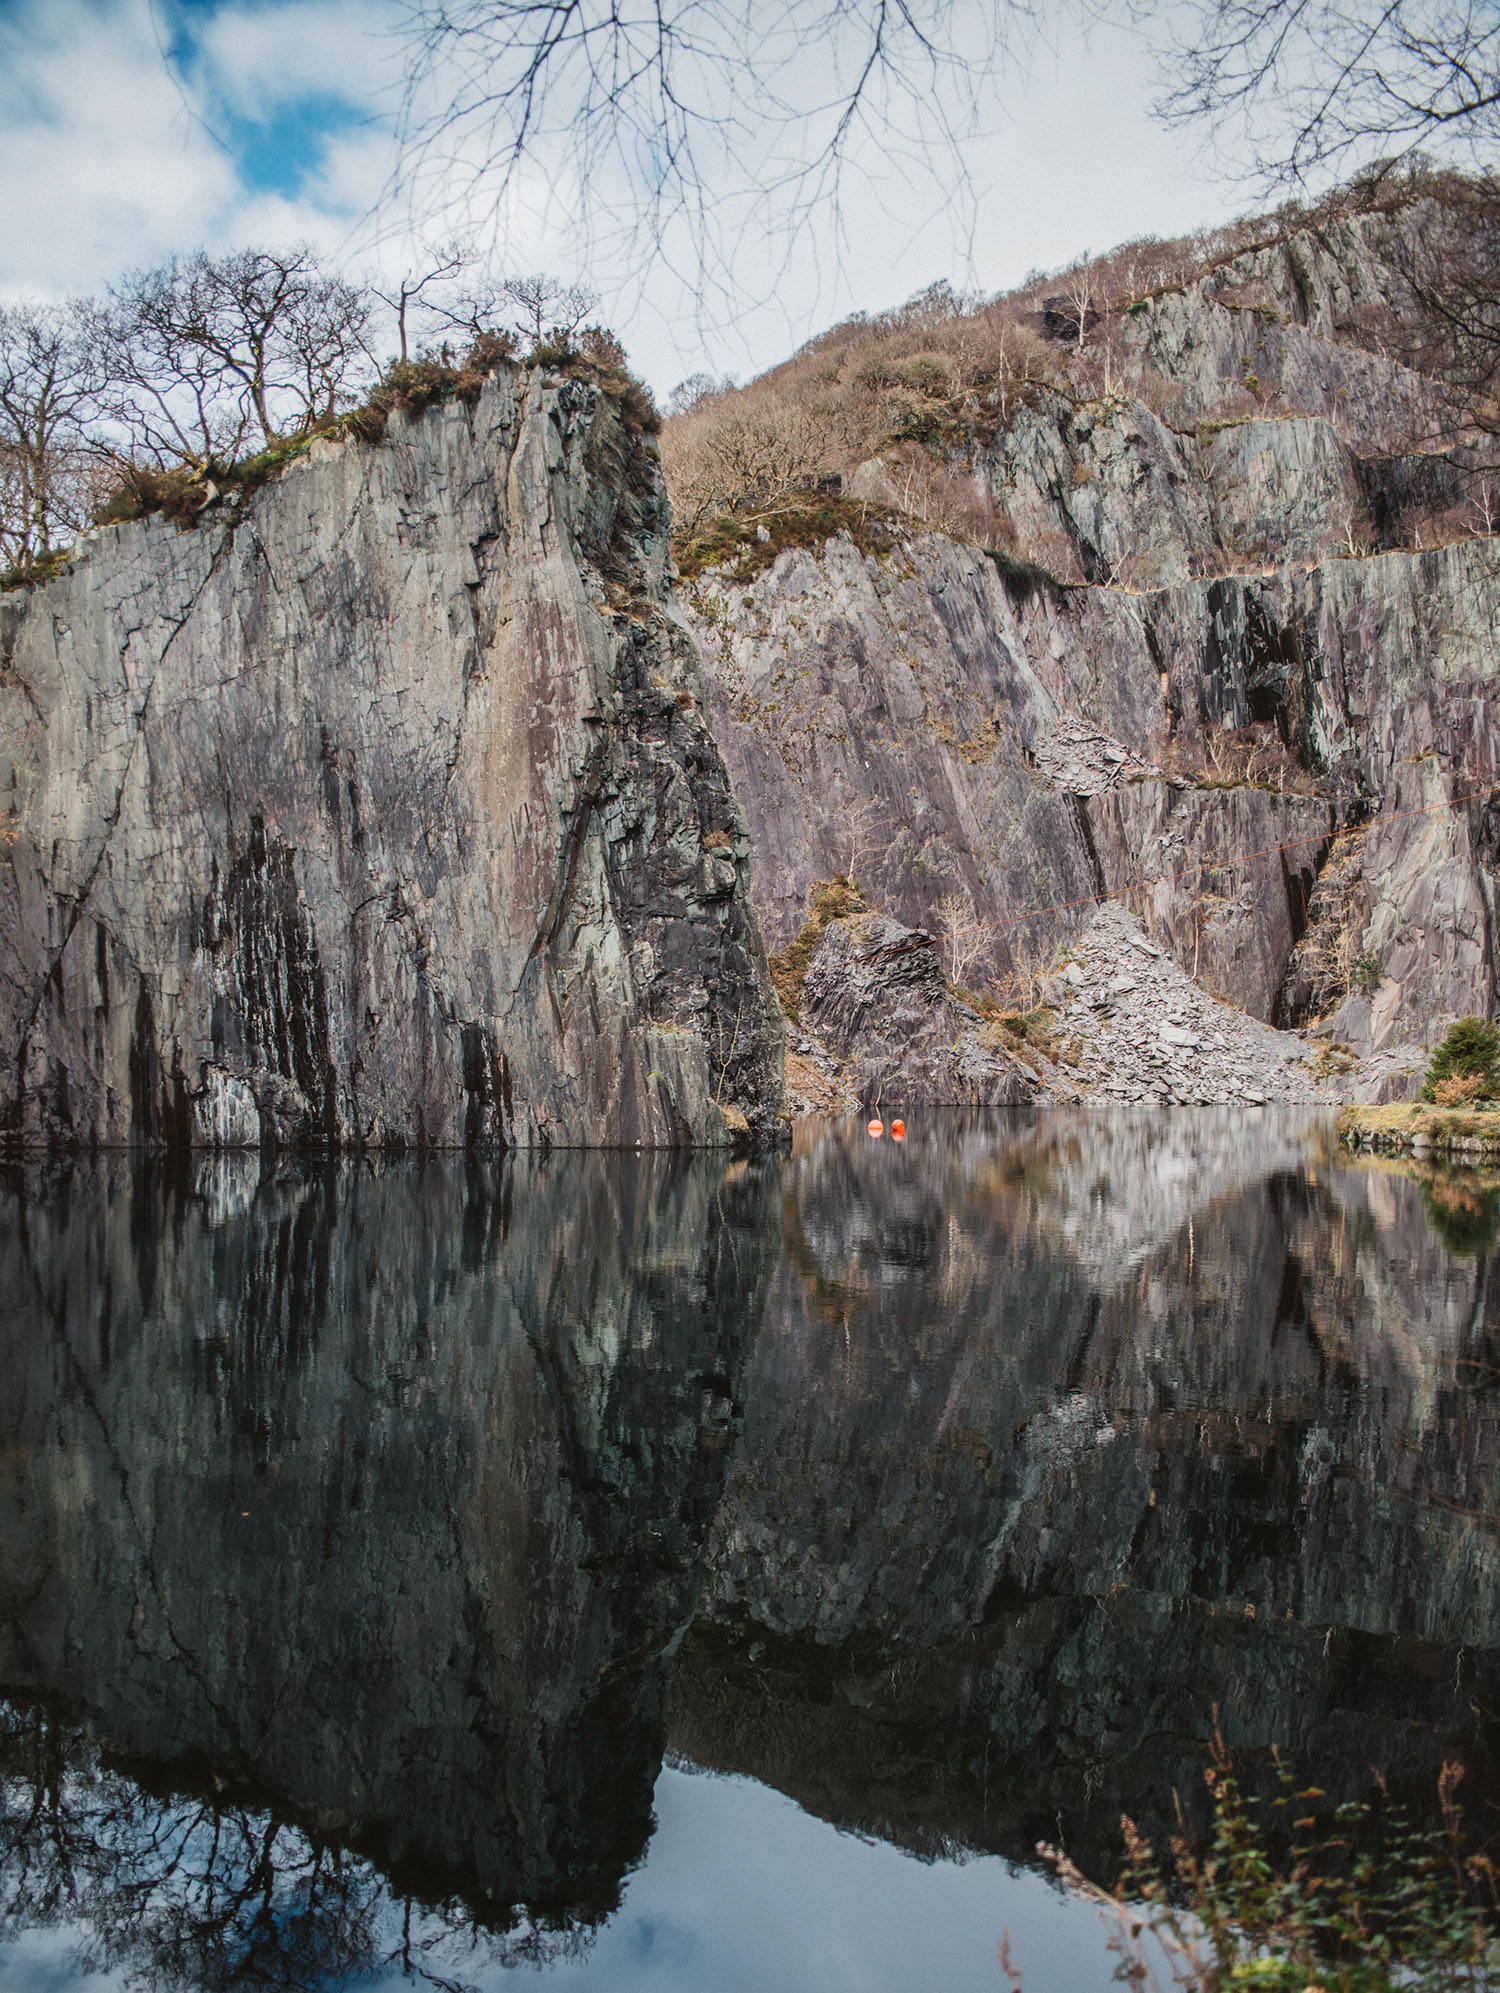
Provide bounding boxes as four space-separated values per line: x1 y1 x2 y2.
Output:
1352 948 1383 995
1430 1071 1489 1106
1017 1741 1500 1993
1422 1016 1500 1101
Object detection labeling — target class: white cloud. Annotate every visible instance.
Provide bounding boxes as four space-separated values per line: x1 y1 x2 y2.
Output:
0 0 1269 391
0 0 241 296
186 0 399 121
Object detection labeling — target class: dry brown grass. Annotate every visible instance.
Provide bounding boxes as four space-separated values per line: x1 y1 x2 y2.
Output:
659 166 1500 577
1156 721 1323 797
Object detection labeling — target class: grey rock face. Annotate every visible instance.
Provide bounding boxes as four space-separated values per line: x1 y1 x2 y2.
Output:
687 518 1500 1070
0 367 783 1152
799 911 1035 1108
679 206 1500 1086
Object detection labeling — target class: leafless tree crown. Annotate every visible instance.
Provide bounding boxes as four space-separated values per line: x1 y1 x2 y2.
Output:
395 0 1019 295
1156 0 1500 183
96 248 375 468
0 302 106 568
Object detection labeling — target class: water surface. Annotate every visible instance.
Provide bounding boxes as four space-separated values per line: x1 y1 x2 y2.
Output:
2 1111 1497 1990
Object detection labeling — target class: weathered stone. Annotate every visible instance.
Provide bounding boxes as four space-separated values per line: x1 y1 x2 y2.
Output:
0 366 784 1152
798 911 1034 1108
679 203 1500 1097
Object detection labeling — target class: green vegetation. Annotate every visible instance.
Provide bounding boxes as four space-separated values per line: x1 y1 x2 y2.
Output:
0 547 70 591
1020 1743 1500 1993
1339 1100 1500 1152
1422 1017 1500 1103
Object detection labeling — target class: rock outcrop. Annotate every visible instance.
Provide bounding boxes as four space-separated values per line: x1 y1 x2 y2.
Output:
679 195 1500 1085
0 366 784 1153
789 897 1411 1110
798 910 1033 1108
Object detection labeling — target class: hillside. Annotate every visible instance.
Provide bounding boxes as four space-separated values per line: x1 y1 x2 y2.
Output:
664 166 1500 1099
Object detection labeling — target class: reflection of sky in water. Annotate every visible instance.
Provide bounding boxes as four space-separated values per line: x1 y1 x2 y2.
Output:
0 1765 1115 1993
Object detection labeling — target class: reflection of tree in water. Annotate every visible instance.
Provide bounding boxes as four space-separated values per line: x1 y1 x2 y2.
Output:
0 1702 595 1993
1420 1173 1500 1259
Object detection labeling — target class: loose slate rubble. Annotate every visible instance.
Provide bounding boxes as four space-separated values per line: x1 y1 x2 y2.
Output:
1037 903 1426 1106
792 899 1428 1112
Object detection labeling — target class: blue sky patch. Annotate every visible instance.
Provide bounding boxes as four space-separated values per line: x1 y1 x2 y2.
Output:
154 0 373 201
217 92 368 199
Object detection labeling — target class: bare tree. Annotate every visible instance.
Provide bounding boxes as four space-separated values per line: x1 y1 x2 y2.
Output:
659 392 828 531
1060 259 1097 353
395 0 1008 292
395 0 1500 283
990 920 1057 1011
400 266 597 352
935 890 985 985
373 242 470 363
1156 0 1500 184
99 248 375 469
0 300 105 569
834 793 890 891
666 371 735 418
499 274 599 345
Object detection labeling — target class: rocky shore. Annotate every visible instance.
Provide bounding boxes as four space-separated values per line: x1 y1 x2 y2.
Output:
1339 1101 1500 1160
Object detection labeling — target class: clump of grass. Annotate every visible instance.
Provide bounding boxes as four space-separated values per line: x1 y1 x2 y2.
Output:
94 428 337 528
522 325 661 432
1310 1041 1361 1083
1012 1739 1500 1993
982 1006 1061 1064
0 546 71 591
768 877 868 1020
674 495 902 584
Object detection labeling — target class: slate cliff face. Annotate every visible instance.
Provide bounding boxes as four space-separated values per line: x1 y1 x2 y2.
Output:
680 199 1500 1067
0 366 783 1152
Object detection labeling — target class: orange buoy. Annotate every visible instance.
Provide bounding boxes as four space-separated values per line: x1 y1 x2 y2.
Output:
867 1118 884 1138
891 1118 906 1141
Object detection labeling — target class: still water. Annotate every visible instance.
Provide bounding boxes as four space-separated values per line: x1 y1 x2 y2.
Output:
2 1111 1498 1991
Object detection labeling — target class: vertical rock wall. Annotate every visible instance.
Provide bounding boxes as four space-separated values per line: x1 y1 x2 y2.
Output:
0 366 784 1152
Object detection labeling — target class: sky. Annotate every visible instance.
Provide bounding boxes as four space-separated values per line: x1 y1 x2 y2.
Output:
0 0 1276 395
0 1763 1131 1993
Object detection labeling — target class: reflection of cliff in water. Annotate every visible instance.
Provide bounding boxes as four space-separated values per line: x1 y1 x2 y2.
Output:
0 1152 778 1973
675 1112 1500 1870
4 1113 1500 1984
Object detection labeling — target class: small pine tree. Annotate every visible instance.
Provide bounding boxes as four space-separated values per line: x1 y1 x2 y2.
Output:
1421 1016 1500 1102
